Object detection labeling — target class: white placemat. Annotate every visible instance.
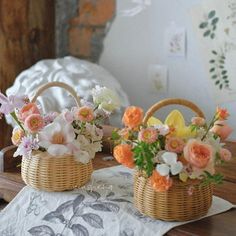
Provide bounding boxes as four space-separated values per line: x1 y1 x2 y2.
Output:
0 164 235 236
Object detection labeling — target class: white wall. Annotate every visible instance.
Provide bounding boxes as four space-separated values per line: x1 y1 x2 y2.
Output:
100 0 236 140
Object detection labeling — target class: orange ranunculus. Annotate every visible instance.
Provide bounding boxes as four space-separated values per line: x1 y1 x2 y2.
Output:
122 106 144 129
113 144 135 168
216 107 229 120
210 120 233 140
18 102 40 122
149 170 173 192
184 139 213 169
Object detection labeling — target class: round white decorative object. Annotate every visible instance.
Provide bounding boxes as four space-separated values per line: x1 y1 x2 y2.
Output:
6 56 130 127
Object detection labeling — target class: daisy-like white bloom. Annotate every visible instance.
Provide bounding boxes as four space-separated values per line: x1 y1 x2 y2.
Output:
156 152 183 176
38 116 75 156
92 85 121 113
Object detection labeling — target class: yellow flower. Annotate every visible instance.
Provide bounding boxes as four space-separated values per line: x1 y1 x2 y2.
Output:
147 110 196 138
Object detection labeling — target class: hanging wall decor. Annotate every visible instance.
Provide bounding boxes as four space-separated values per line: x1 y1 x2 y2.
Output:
190 0 236 104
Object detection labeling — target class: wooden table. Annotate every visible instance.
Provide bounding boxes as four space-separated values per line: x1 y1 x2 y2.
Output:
0 143 236 236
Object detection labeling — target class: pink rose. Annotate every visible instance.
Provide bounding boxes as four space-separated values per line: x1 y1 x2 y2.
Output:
184 139 213 168
165 137 185 153
210 120 233 140
191 117 205 126
138 128 158 144
25 114 44 133
18 103 40 121
219 148 232 162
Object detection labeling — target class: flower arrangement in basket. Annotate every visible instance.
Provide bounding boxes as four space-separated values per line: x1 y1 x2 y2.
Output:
0 82 120 191
112 98 233 221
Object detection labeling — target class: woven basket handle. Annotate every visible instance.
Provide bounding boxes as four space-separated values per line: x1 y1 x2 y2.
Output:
31 81 81 107
143 98 205 125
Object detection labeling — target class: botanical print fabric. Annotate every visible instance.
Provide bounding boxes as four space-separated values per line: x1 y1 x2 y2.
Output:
190 0 236 104
0 165 234 236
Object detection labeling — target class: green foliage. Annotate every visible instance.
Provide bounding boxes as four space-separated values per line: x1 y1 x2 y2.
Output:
133 141 159 177
111 130 120 141
209 50 229 90
201 171 224 187
199 10 219 39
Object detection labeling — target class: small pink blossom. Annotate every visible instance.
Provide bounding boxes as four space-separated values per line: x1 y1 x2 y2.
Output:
74 106 94 122
191 117 205 126
25 114 44 133
187 186 194 196
62 110 74 123
43 112 58 125
165 137 185 153
219 148 232 162
138 128 158 144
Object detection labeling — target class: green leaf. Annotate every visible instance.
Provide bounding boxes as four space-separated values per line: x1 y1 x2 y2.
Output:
215 80 220 85
209 59 215 63
111 130 120 141
209 68 215 73
219 84 223 90
212 25 217 31
225 80 229 83
210 33 215 39
223 76 228 79
219 65 224 69
204 30 211 37
221 70 227 75
208 10 216 19
212 17 219 25
199 22 208 28
219 60 225 64
212 50 217 55
211 75 217 79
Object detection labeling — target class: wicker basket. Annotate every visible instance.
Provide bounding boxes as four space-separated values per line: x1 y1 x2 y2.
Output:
21 82 93 192
134 98 213 221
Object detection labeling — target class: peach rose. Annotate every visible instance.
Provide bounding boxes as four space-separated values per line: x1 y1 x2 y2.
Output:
74 106 94 122
149 170 173 192
191 117 205 126
210 120 233 140
216 107 229 120
165 137 185 153
18 103 40 121
25 114 44 133
11 127 25 146
113 144 135 168
184 139 213 168
219 148 232 162
138 128 158 144
122 106 144 129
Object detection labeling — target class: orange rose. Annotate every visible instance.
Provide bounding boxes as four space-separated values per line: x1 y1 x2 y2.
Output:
113 144 135 168
216 107 229 120
184 139 213 169
210 120 233 140
122 106 144 129
18 103 40 121
149 170 173 192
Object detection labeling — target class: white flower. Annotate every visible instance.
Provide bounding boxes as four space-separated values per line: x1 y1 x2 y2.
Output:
38 116 75 156
92 85 121 113
154 124 170 136
74 150 91 164
156 152 183 176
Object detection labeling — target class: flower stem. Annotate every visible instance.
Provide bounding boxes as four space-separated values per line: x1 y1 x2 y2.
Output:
10 111 25 132
201 115 217 141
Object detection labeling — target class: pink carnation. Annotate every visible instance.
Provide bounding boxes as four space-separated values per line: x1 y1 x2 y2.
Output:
138 128 158 144
165 137 185 153
25 114 44 133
